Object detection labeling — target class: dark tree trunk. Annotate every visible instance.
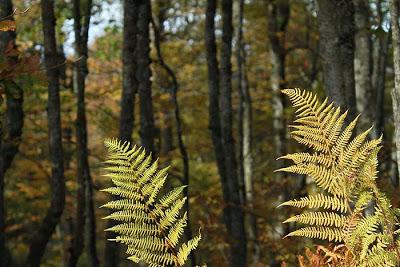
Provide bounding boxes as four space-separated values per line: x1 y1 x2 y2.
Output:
236 0 259 264
28 0 66 266
119 0 138 144
151 16 196 266
0 2 22 266
68 0 99 266
105 1 138 265
316 0 356 120
205 0 247 265
136 0 155 153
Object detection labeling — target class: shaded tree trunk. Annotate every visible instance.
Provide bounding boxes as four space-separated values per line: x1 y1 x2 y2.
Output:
68 0 99 266
316 0 356 120
137 0 155 153
354 0 374 131
28 0 66 265
389 0 400 187
104 1 139 266
373 0 390 138
0 1 21 266
205 0 247 265
236 0 259 264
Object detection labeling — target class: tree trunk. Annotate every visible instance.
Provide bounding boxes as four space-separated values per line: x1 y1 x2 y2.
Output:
28 1 66 266
205 0 247 265
267 0 290 236
389 0 400 187
104 1 139 265
0 1 20 265
119 0 138 144
68 0 99 266
136 0 155 153
316 0 356 120
373 0 390 138
220 0 247 265
236 0 259 264
354 0 374 131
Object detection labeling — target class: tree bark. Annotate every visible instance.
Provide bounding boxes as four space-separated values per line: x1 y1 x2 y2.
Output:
220 0 247 265
316 0 356 120
68 0 99 266
104 1 139 266
389 0 400 187
354 0 374 131
28 1 66 266
373 0 390 138
236 0 259 264
0 2 21 266
136 0 155 153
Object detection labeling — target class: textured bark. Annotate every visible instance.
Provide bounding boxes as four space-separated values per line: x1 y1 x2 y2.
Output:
354 0 374 131
205 0 246 265
28 0 66 265
220 0 247 265
389 0 400 187
316 0 356 120
68 0 98 266
0 2 20 266
151 16 196 265
236 0 259 264
136 0 155 153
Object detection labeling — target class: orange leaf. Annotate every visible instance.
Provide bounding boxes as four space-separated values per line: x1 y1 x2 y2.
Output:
0 20 16 31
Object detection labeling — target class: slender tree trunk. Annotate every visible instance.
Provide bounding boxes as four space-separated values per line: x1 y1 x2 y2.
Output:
119 0 138 144
205 0 247 265
373 0 390 138
104 1 138 266
68 0 98 266
151 16 196 266
137 0 155 153
354 0 374 131
316 0 356 120
236 0 259 264
0 2 20 266
220 0 247 265
28 1 66 265
389 0 400 187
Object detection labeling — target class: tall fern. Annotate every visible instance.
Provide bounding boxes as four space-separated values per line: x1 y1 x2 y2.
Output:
101 138 201 267
278 88 400 266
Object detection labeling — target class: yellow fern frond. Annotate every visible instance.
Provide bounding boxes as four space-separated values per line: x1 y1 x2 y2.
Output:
101 138 201 266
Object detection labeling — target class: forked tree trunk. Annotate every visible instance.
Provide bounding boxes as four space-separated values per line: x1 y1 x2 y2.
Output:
236 0 259 264
28 1 66 265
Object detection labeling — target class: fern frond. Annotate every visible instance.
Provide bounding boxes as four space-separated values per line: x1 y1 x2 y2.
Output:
101 138 201 266
278 89 400 266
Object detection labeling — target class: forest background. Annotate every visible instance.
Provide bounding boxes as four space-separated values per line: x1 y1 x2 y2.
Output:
1 0 400 266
